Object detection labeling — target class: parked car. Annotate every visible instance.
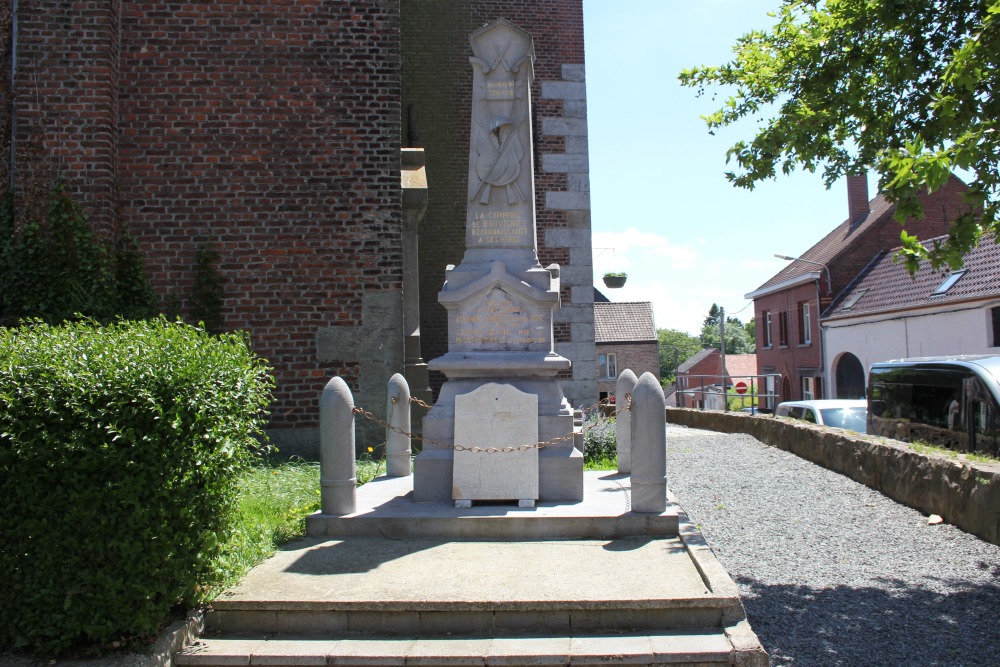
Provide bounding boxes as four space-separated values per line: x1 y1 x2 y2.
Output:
868 355 1000 456
774 399 868 433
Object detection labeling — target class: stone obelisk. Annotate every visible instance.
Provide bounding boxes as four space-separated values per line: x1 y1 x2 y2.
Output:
413 18 583 503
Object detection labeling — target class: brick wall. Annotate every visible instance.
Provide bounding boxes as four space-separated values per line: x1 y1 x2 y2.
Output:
10 0 595 448
12 0 122 231
401 0 596 408
596 341 659 400
827 177 971 298
118 1 403 445
754 282 823 402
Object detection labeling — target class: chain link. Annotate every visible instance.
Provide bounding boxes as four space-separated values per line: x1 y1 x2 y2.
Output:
351 396 630 454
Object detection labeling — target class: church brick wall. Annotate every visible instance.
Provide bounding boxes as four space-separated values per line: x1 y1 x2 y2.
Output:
7 0 595 448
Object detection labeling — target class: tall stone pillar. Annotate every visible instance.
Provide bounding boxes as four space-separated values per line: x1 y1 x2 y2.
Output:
413 19 583 503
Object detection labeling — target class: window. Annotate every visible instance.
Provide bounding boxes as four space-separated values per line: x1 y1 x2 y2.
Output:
991 306 1000 347
802 376 815 400
598 353 617 379
933 270 967 295
762 311 773 348
841 289 868 310
798 302 811 345
778 312 789 347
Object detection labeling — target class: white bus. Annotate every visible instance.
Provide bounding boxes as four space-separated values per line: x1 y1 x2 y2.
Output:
867 355 1000 457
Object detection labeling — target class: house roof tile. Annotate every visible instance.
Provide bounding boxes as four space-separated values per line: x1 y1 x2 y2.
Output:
725 354 758 379
752 194 895 294
677 347 715 373
594 302 656 343
824 233 1000 320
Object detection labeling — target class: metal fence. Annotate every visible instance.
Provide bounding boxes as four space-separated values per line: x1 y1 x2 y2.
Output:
673 373 782 412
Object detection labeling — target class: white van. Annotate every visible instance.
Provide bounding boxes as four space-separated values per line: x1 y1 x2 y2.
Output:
867 355 1000 456
774 399 868 433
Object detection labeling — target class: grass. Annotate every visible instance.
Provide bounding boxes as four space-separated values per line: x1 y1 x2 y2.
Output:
909 440 999 465
207 444 623 599
584 454 618 471
207 451 387 599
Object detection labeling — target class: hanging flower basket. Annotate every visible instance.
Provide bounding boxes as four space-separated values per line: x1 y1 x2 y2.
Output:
603 272 627 288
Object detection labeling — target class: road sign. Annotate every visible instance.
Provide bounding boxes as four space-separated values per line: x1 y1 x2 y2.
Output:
734 381 748 395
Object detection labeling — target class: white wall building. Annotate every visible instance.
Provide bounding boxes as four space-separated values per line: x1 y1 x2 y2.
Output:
821 234 1000 400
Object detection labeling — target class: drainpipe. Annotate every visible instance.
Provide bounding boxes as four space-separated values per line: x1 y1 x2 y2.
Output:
8 0 17 189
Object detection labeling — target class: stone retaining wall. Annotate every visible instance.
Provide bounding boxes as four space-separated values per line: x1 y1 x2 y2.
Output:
666 408 1000 546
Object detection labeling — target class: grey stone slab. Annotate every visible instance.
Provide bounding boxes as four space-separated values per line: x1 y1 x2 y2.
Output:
563 100 588 118
486 636 572 665
418 610 495 635
347 610 420 635
647 632 732 662
566 173 590 192
570 285 595 304
207 610 278 634
561 64 586 82
570 322 596 344
271 610 349 634
545 191 590 211
569 635 652 664
565 210 591 228
565 136 589 155
326 638 415 666
568 245 595 266
249 638 339 665
175 638 264 666
541 81 586 101
541 117 587 137
406 637 492 665
453 383 539 502
541 153 589 173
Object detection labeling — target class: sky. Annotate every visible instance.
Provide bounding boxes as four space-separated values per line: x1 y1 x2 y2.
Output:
582 1 873 336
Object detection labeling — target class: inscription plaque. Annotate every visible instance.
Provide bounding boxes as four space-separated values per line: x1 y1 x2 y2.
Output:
453 383 539 504
450 286 550 352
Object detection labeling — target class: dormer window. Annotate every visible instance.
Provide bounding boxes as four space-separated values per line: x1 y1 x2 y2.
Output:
933 270 967 295
841 289 868 310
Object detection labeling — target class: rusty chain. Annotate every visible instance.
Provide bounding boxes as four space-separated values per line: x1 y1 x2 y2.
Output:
351 393 631 454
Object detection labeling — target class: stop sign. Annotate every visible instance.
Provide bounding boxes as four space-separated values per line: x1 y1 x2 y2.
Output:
734 381 748 395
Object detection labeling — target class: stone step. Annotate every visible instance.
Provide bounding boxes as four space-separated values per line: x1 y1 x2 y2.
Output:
207 535 739 637
175 631 740 666
305 473 678 540
207 602 729 637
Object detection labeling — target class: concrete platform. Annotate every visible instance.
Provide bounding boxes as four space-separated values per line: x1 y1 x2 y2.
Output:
306 471 679 539
178 471 768 666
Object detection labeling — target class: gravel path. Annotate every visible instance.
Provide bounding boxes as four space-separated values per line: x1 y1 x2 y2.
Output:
666 425 1000 667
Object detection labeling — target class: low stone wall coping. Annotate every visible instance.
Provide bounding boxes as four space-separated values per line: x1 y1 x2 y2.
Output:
665 408 1000 546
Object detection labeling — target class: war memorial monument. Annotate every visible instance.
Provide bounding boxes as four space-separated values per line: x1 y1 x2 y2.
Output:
177 19 767 667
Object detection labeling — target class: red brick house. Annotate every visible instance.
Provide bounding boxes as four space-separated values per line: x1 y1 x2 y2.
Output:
4 1 597 449
745 175 971 408
593 301 658 402
675 349 757 409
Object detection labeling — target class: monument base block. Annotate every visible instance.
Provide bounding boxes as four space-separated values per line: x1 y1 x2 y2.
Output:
413 445 583 503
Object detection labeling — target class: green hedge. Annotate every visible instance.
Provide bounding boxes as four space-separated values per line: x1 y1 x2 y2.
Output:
0 318 274 657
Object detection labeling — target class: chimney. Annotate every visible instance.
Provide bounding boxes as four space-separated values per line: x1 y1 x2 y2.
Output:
847 173 869 224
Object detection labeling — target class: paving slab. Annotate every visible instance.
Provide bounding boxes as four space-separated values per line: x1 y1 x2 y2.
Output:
177 633 738 667
212 536 711 612
306 471 678 539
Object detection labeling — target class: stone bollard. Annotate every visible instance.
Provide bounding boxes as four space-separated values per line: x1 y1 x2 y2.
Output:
319 376 357 515
386 373 412 477
630 371 667 513
615 369 638 473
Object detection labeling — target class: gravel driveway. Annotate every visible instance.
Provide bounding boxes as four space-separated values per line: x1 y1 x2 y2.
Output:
666 425 1000 667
